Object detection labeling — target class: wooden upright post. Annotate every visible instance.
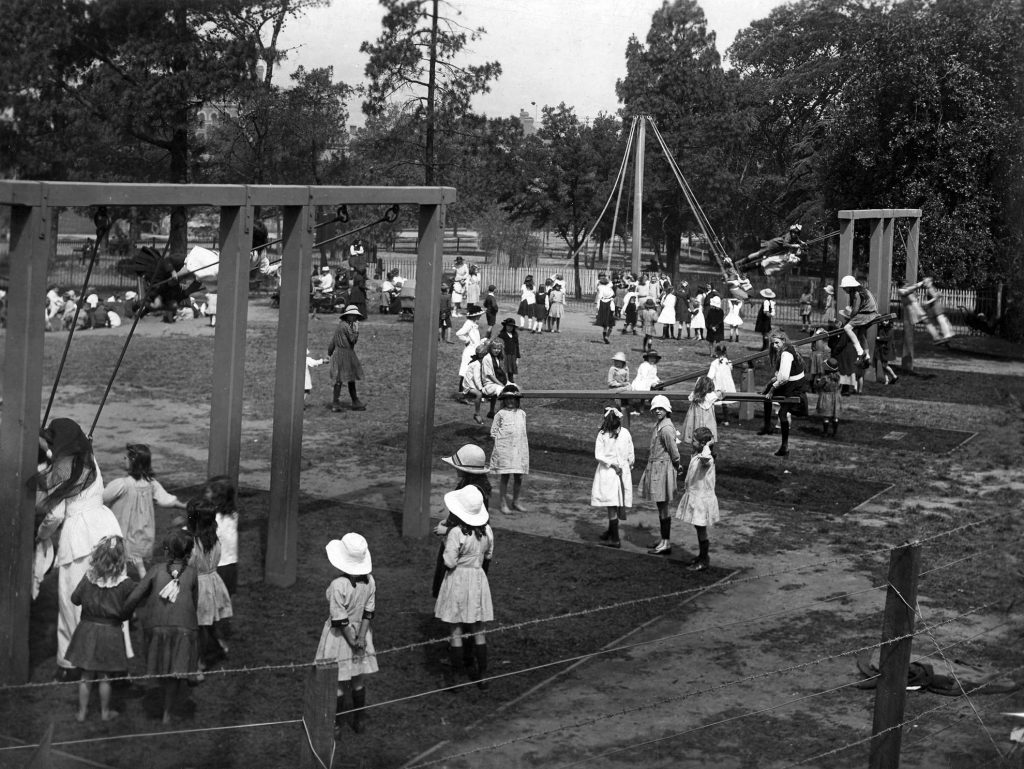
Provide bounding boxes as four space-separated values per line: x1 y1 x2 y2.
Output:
208 204 251 485
300 660 337 769
403 202 447 537
869 541 922 769
901 217 921 373
0 196 50 684
631 117 645 277
739 367 755 422
837 215 854 295
266 200 314 587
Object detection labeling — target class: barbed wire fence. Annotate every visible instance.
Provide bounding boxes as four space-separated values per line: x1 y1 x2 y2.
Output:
0 517 1018 769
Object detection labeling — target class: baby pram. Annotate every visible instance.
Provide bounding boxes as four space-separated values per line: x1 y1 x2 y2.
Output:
398 279 415 321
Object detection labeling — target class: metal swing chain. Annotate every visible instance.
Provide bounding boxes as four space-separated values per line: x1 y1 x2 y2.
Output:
87 205 399 439
43 207 112 425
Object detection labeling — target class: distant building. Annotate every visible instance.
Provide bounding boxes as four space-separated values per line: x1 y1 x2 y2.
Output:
518 109 538 137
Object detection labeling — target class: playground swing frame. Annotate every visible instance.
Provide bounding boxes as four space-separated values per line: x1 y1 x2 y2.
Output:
0 181 455 685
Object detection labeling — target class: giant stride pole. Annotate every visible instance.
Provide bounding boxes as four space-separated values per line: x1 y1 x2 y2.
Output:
631 116 645 277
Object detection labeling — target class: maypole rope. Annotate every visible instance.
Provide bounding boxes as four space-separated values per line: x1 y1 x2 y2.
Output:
43 207 111 425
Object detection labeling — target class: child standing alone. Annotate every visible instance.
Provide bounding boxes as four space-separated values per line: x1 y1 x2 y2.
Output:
329 305 367 412
674 426 719 571
315 533 377 734
592 407 634 548
490 383 529 514
66 536 137 722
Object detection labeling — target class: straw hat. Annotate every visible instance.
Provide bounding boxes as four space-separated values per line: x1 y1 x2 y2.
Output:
500 317 518 327
500 383 522 399
824 357 840 373
326 533 372 575
840 275 860 289
759 288 776 299
340 305 364 319
465 303 484 319
441 444 490 475
612 351 627 363
444 486 489 527
824 285 835 295
650 394 672 412
644 349 662 361
709 296 722 308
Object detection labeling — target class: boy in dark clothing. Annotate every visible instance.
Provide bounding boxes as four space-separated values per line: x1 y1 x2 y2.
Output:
483 285 499 336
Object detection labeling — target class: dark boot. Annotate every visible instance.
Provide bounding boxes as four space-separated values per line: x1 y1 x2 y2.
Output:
822 419 830 436
756 408 775 436
463 637 477 677
775 419 790 456
687 539 710 571
474 644 489 690
331 384 344 412
351 688 366 733
334 693 347 731
831 420 839 438
349 382 366 411
444 644 463 691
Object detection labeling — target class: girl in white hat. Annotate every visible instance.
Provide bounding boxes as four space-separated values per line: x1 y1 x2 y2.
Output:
640 395 682 555
839 275 881 366
316 533 377 734
755 288 776 350
434 487 494 689
592 407 635 548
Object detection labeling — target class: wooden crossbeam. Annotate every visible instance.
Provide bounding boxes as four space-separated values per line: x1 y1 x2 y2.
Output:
516 390 800 404
655 313 897 389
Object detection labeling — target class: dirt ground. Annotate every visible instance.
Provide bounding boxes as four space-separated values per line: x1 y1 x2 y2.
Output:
1 301 1022 768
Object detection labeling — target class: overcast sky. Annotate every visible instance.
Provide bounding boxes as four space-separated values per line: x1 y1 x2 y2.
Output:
276 0 781 124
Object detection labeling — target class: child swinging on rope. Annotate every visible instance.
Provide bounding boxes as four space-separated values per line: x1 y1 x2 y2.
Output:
728 224 807 279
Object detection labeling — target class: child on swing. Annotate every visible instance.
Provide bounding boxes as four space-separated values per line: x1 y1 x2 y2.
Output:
839 275 881 367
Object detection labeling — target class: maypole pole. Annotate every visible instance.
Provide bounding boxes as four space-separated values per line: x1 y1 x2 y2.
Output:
631 116 646 276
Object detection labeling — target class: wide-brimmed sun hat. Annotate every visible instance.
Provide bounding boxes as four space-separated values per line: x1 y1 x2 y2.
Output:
501 317 518 327
326 533 372 575
442 443 490 475
824 357 840 372
840 275 860 289
760 288 776 299
644 349 662 361
465 303 484 319
500 383 522 399
650 394 672 412
710 296 722 308
824 285 835 295
612 351 627 363
444 486 489 527
340 304 364 319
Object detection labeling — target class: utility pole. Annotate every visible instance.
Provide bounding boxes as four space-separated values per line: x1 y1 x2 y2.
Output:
424 0 439 185
631 116 646 276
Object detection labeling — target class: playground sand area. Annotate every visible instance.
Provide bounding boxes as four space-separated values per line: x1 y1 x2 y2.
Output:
0 302 1022 768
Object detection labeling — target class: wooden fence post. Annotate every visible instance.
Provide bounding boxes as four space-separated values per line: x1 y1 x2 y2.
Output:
739 367 755 422
869 541 921 769
300 660 337 769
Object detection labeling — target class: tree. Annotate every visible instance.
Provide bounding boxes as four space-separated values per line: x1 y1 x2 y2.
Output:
0 0 321 255
504 105 624 298
360 0 501 186
615 0 745 274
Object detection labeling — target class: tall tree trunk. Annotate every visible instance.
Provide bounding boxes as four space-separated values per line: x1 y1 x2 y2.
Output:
424 0 439 185
573 251 582 300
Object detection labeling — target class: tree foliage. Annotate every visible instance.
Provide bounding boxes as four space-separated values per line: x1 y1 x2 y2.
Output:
359 0 501 185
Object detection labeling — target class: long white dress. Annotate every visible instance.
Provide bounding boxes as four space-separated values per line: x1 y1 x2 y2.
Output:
707 357 737 405
456 319 482 377
657 293 677 326
36 460 124 668
591 429 635 508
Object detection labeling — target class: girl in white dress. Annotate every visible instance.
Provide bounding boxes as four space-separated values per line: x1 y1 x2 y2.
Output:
674 426 719 571
592 407 635 548
707 343 738 425
689 291 706 340
724 298 744 342
434 487 494 689
315 533 377 734
455 304 484 398
657 290 677 339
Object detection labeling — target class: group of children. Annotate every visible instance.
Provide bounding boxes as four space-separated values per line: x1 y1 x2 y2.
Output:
597 272 745 353
34 419 239 725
